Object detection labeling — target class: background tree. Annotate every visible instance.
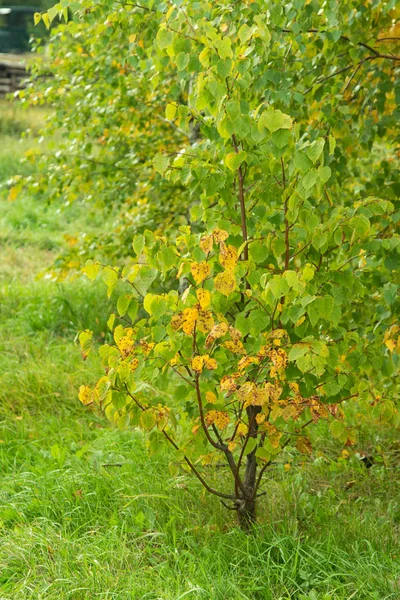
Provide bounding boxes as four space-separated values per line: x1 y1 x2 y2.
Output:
23 0 400 528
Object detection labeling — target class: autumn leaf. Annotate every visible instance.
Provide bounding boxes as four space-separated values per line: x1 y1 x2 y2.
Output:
219 242 238 270
196 288 211 309
206 391 217 404
203 355 218 370
192 355 204 372
212 228 229 243
200 234 213 255
191 261 211 284
206 410 230 430
205 321 228 347
214 270 236 296
78 385 94 405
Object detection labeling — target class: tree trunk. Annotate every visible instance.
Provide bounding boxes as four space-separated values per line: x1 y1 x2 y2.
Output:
236 405 261 530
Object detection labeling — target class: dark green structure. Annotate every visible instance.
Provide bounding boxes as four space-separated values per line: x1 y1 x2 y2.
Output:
0 6 44 53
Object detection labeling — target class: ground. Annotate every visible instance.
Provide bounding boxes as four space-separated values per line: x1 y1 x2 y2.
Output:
0 101 399 600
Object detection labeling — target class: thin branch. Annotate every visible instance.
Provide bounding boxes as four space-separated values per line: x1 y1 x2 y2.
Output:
123 384 234 500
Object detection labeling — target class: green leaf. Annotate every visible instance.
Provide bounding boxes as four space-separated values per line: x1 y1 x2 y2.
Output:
302 169 318 190
176 52 190 71
225 151 247 172
102 266 119 298
132 234 145 256
330 420 346 440
153 153 169 175
267 275 290 299
258 110 292 133
245 437 258 455
307 139 325 163
157 245 177 271
79 330 93 358
318 165 331 183
107 314 116 331
218 37 232 59
288 344 309 361
293 151 312 173
165 103 177 120
140 410 156 431
117 294 131 317
83 259 101 281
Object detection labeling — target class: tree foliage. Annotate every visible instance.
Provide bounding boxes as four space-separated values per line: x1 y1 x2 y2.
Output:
24 0 400 527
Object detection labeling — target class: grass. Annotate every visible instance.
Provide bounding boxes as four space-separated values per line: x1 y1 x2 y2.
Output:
0 102 400 600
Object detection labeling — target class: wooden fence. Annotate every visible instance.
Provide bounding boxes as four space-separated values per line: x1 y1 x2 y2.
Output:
0 53 27 96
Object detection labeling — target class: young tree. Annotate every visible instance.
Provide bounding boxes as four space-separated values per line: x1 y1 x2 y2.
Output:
33 0 399 528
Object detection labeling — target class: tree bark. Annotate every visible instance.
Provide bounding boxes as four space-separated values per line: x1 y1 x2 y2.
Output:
236 405 261 530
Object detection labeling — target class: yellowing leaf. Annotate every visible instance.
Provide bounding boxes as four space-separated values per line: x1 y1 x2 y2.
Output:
197 309 214 333
8 186 18 201
192 355 204 372
78 385 94 405
191 261 211 284
200 234 213 254
171 312 185 330
238 356 259 371
220 375 238 394
203 355 217 370
140 410 156 431
130 358 139 372
214 270 236 296
212 228 229 243
385 339 396 352
206 410 230 430
196 288 211 309
206 391 217 404
296 436 312 455
205 321 228 347
223 340 246 355
219 242 238 270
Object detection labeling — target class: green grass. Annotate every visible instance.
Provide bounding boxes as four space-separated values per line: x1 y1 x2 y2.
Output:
0 103 400 600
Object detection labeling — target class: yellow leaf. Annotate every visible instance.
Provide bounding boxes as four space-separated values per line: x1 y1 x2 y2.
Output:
203 355 217 370
228 326 242 341
192 355 204 372
220 375 238 394
196 288 211 309
171 312 185 330
219 242 238 270
191 261 211 284
200 234 213 255
117 335 135 358
214 270 236 296
385 339 396 352
236 422 248 437
295 315 306 327
206 391 217 404
8 186 18 202
130 358 139 372
78 385 93 405
206 410 230 430
205 321 228 347
213 228 229 243
223 340 246 355
182 307 199 335
238 356 259 371
197 309 214 333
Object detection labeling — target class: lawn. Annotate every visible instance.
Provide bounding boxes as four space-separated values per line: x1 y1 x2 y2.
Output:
0 101 399 600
